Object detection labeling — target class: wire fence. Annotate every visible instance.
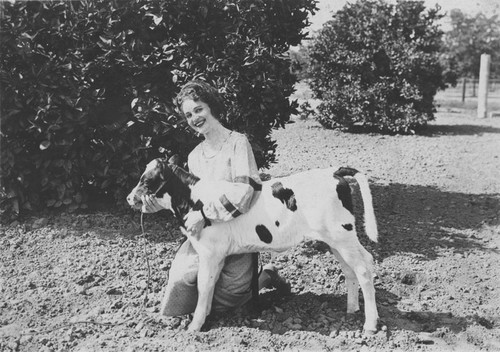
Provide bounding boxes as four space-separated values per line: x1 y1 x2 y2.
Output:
435 78 500 112
439 78 500 101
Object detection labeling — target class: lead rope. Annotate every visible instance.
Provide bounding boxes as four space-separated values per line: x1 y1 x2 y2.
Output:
14 214 153 337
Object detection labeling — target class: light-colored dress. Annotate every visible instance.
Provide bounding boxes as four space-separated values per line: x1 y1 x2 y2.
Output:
160 131 261 316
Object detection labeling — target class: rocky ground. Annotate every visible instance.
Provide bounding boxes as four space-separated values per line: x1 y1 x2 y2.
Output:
1 107 500 351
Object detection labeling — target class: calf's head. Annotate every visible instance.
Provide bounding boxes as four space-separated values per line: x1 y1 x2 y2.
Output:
126 158 174 212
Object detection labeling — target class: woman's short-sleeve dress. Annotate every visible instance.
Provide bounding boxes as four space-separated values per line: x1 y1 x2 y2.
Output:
160 131 262 316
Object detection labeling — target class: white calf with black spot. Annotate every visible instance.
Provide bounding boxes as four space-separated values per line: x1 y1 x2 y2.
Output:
127 159 379 333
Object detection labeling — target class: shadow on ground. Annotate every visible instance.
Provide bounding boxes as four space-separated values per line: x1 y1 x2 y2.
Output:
207 289 494 337
354 183 500 261
421 124 500 136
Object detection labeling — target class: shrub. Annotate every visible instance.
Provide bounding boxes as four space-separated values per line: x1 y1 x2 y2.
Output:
0 0 317 216
307 0 452 134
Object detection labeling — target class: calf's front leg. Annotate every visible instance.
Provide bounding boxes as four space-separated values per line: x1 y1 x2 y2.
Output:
188 255 225 332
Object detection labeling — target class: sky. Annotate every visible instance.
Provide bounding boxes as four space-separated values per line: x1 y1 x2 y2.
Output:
308 0 500 31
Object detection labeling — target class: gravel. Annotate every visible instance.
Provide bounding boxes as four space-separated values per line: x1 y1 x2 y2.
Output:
1 109 499 351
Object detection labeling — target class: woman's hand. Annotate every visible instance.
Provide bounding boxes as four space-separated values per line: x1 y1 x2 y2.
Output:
141 195 165 213
182 211 205 239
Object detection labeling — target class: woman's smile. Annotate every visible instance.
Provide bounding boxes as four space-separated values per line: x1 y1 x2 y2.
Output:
192 118 206 128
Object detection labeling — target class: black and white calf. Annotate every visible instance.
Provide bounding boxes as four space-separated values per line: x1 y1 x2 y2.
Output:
127 158 379 333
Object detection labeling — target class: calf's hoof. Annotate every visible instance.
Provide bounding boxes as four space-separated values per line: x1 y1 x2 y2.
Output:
187 322 203 332
363 328 377 336
363 320 379 335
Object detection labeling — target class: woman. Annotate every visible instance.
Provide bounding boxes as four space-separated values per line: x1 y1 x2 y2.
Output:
142 80 289 318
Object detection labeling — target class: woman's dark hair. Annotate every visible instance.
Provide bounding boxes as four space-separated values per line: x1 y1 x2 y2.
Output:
175 80 226 120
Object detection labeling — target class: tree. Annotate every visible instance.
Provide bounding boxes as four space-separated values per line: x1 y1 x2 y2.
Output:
0 0 317 216
443 9 500 78
307 0 452 134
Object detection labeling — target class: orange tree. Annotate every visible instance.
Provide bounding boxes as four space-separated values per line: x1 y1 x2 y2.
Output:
443 9 500 78
0 0 316 216
308 0 454 134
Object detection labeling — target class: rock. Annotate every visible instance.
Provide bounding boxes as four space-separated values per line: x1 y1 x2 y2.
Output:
283 317 294 326
39 337 49 345
7 340 19 350
354 337 365 344
138 280 148 290
77 286 88 295
106 287 122 295
417 332 435 345
134 321 144 333
110 300 123 309
139 328 150 338
32 218 49 229
20 335 32 344
167 317 181 329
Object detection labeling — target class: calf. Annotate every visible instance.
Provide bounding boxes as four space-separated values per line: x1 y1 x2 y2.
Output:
127 158 379 333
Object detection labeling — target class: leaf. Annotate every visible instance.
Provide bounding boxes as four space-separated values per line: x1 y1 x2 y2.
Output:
40 141 50 150
99 36 112 45
153 14 163 26
131 98 139 109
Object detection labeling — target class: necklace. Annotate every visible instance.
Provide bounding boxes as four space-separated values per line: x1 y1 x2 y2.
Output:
201 131 232 159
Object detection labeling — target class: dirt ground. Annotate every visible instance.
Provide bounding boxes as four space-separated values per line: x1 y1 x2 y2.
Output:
1 107 500 351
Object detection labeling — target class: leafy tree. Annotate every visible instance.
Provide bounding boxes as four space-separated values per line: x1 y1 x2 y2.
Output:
443 9 500 78
307 0 452 134
0 0 316 216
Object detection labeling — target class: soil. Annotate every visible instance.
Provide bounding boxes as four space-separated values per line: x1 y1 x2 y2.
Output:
1 108 500 351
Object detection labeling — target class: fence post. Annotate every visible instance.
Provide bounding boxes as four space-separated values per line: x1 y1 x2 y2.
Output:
477 54 490 118
462 78 466 102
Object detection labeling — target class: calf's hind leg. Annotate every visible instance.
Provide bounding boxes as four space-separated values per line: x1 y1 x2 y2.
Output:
325 236 379 333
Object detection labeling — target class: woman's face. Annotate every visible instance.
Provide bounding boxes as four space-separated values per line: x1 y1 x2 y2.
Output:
181 99 218 135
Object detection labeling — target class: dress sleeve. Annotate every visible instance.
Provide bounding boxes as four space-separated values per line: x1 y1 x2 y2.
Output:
191 135 262 222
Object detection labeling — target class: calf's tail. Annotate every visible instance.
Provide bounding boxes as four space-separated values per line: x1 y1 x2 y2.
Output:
334 167 378 242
